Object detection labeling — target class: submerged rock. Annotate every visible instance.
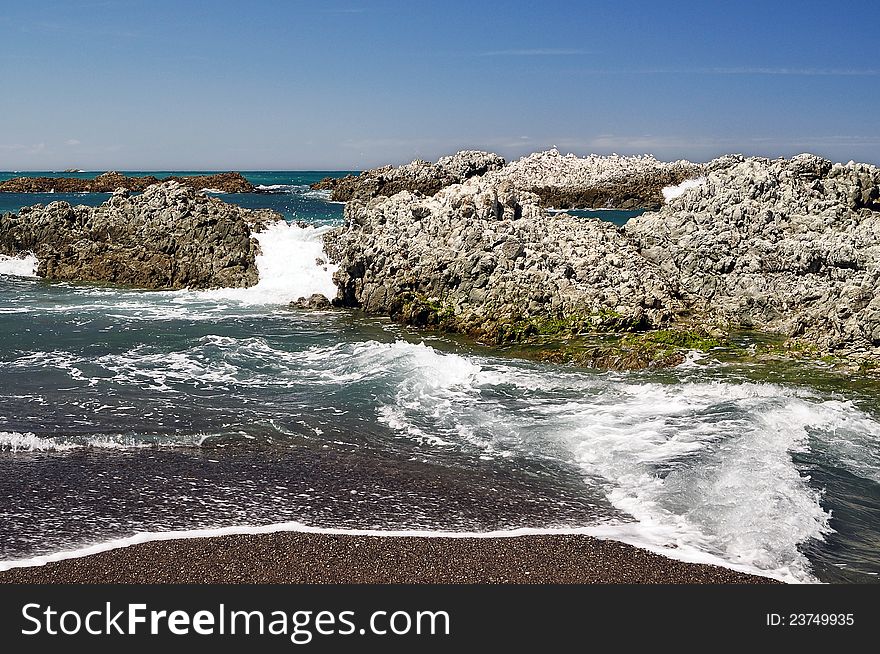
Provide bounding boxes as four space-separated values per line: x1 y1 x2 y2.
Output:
0 171 256 194
290 293 333 310
0 182 283 289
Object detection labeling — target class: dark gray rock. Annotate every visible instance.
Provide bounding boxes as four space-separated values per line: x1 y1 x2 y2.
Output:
290 293 333 310
0 181 282 289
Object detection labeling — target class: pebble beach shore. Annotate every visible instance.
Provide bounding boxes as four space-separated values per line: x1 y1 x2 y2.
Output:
0 532 777 584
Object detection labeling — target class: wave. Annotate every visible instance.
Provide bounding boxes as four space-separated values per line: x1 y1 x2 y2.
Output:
0 253 37 278
3 333 879 582
255 184 307 194
358 342 880 582
189 220 338 306
255 184 333 201
0 430 209 452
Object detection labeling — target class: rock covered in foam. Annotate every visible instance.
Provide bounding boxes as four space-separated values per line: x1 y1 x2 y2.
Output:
626 153 880 359
311 150 507 202
324 178 679 340
0 182 284 289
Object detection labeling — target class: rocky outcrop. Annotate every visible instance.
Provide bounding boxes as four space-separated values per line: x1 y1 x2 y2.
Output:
290 293 333 310
311 151 507 202
325 151 880 368
482 149 704 210
626 153 880 362
324 179 680 344
0 171 256 194
0 182 282 289
315 148 703 210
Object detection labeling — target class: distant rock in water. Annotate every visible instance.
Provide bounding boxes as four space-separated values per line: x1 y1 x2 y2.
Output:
311 150 507 202
289 293 333 310
314 148 703 210
324 151 880 368
482 149 704 210
0 171 256 194
0 182 283 289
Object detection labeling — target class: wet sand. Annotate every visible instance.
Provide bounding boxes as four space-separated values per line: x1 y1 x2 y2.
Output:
0 532 778 584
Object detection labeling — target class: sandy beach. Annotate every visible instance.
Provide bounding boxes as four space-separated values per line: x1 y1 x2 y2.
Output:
0 532 776 584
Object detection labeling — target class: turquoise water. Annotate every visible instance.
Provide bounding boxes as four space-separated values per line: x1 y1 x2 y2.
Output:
1 177 879 583
0 171 356 224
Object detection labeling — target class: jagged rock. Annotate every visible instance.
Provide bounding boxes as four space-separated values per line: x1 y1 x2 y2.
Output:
311 151 506 202
324 178 679 341
0 171 256 194
314 148 703 210
289 293 333 310
482 149 704 210
324 149 880 367
625 153 880 361
0 182 282 289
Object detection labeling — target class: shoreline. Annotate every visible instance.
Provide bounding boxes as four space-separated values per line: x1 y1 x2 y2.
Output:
0 529 778 585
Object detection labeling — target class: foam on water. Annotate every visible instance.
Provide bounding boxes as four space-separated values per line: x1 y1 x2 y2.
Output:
256 184 304 193
192 220 338 306
662 176 706 202
0 432 78 452
2 318 879 581
0 430 208 452
0 253 37 277
355 342 880 582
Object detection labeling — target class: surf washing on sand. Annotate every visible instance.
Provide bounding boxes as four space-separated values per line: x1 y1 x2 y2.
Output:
1 174 879 585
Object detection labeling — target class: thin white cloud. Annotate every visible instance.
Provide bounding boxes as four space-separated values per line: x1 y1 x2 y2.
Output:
574 67 880 76
709 66 880 76
65 139 81 146
480 48 589 57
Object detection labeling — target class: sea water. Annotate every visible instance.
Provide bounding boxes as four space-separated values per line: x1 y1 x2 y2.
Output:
1 173 879 583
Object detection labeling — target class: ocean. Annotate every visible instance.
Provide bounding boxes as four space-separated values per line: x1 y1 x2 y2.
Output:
1 172 879 583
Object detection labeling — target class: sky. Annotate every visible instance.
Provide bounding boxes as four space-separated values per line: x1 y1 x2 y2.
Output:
1 0 878 170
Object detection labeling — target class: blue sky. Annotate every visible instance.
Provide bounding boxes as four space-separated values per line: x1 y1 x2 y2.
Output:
1 0 878 169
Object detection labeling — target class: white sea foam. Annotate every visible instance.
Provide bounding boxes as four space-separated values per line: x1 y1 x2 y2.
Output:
662 176 706 202
192 220 338 305
0 432 78 452
257 184 295 192
361 342 880 582
0 430 211 452
0 253 38 277
3 332 878 583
